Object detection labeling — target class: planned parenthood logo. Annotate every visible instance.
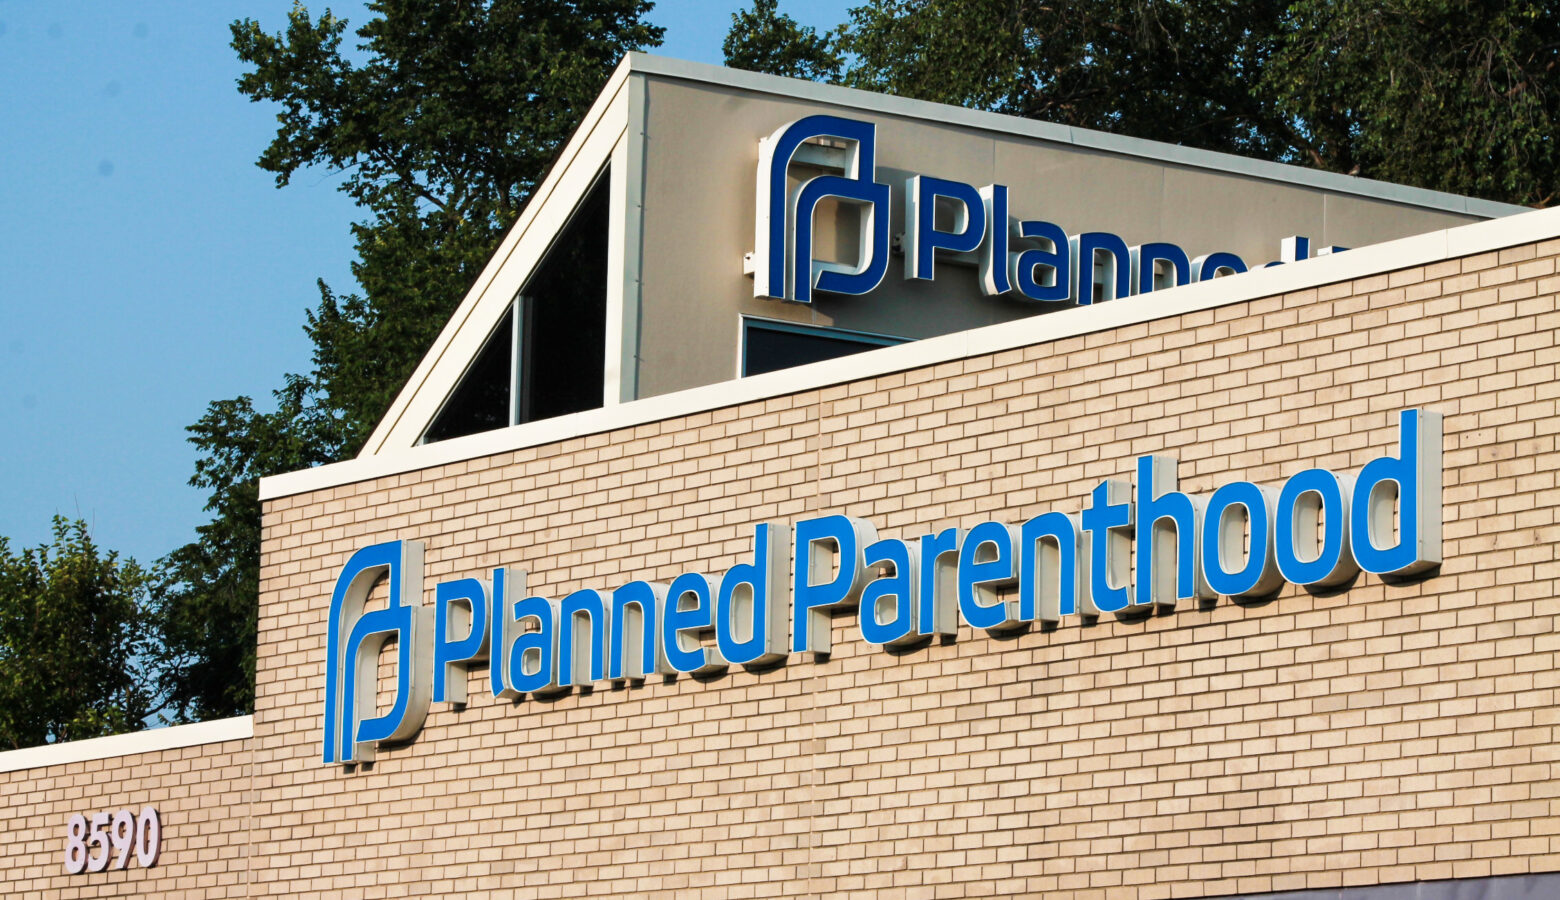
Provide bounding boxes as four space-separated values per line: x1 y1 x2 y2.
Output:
322 411 1442 767
751 114 1341 306
753 115 891 305
322 540 431 764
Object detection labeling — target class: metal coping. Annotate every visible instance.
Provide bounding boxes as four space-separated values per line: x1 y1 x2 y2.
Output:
0 716 254 774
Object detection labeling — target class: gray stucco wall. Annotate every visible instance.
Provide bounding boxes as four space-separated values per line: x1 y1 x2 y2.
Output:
630 75 1492 400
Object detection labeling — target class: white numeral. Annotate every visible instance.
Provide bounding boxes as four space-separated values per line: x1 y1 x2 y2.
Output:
62 806 161 873
62 814 87 875
136 807 161 868
85 812 110 873
110 809 134 869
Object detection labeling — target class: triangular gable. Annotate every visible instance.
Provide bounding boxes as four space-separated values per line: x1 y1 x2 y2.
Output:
358 57 640 457
362 53 1524 458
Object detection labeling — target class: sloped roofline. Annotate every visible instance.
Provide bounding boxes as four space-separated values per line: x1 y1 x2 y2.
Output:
625 53 1525 219
357 57 637 457
350 52 1529 469
262 204 1560 501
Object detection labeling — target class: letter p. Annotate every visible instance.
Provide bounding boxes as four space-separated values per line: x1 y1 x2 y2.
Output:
324 540 432 765
754 116 890 304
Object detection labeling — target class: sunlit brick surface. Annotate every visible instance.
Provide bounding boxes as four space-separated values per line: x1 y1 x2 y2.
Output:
6 239 1558 898
0 738 252 899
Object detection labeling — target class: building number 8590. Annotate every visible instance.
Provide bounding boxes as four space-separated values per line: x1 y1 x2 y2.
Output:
62 807 161 874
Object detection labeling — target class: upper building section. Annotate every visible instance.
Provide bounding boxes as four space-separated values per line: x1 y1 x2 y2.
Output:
357 53 1524 458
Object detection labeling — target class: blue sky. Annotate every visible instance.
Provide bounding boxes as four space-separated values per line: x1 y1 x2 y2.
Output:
0 0 846 566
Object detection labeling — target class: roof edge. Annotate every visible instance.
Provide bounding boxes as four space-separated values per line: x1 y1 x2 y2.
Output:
260 205 1560 503
0 716 254 774
623 52 1528 220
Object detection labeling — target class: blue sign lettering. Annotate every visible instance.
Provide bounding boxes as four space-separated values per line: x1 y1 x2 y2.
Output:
753 116 890 305
751 115 1347 306
323 540 429 764
323 410 1441 765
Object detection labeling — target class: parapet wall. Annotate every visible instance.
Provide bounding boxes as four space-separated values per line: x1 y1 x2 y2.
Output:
2 226 1555 900
0 721 252 899
252 234 1559 897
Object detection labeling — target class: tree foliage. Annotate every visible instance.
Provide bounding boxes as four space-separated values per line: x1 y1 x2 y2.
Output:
840 0 1298 160
723 0 843 82
1264 0 1560 205
228 0 664 446
727 0 1558 207
0 519 154 749
157 0 663 721
153 388 334 723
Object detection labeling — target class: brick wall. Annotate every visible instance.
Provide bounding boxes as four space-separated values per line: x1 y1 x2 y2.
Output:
250 240 1559 898
6 237 1554 899
0 737 252 898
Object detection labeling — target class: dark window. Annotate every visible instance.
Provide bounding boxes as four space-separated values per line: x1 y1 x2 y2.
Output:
742 319 906 377
424 171 609 444
520 174 608 422
421 307 514 444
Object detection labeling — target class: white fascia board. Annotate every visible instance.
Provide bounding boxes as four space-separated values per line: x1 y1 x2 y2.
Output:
603 72 649 407
360 60 636 456
260 205 1560 502
625 53 1527 220
0 716 254 774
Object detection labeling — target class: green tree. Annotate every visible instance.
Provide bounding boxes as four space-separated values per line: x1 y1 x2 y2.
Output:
735 0 1556 206
153 388 332 722
1264 0 1560 205
839 0 1300 159
157 0 663 722
723 0 843 82
0 519 154 749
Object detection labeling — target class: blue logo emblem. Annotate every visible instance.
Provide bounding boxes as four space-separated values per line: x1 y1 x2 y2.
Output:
750 115 1346 307
753 115 891 305
320 411 1438 767
322 540 432 764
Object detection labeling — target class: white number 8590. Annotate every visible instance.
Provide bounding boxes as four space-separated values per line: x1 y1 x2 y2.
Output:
62 807 160 874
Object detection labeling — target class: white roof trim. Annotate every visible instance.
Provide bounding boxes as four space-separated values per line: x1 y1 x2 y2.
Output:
0 716 253 774
625 53 1526 219
261 205 1560 502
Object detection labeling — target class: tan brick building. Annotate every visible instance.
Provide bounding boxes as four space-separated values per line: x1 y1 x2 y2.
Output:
4 57 1556 899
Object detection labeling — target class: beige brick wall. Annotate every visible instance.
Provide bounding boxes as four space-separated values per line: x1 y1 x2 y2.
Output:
6 237 1555 898
0 737 252 898
250 239 1559 898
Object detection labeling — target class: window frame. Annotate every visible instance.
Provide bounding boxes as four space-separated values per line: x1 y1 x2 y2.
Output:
738 315 909 378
